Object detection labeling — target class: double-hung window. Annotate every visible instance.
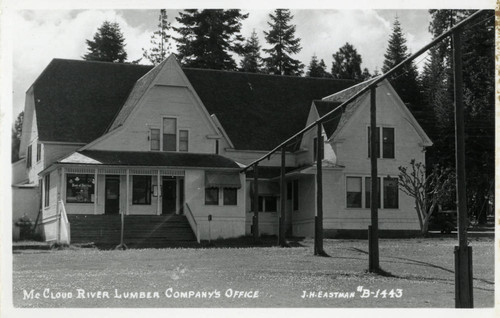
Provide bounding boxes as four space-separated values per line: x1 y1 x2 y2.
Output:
163 118 177 151
150 128 160 151
368 127 395 158
346 176 398 209
26 145 32 168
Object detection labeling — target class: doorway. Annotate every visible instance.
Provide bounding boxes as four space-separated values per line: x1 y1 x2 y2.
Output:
105 175 120 215
162 177 177 214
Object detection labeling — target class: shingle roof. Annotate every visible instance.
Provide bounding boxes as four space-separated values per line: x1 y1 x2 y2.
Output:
33 59 153 143
183 68 356 150
313 100 343 138
60 150 240 169
32 58 356 150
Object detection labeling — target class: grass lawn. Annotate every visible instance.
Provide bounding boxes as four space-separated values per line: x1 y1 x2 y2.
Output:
12 236 494 308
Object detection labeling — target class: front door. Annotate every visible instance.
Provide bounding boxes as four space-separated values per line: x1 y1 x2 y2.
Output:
162 177 176 214
105 176 120 215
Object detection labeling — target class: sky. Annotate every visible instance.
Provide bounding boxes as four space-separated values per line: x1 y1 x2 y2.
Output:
8 8 440 117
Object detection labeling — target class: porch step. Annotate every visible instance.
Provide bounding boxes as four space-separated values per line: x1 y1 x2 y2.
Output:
67 214 197 247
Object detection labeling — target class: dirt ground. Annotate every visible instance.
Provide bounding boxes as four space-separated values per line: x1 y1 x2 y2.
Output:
11 236 494 308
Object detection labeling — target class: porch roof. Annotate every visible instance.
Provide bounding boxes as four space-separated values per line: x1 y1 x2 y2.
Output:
58 150 240 169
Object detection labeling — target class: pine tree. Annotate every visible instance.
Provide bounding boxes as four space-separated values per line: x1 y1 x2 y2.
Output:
142 9 172 65
330 42 363 80
240 30 263 73
422 10 494 222
11 111 24 162
361 68 372 80
83 21 128 63
263 9 304 76
382 17 422 108
306 55 329 78
173 9 248 70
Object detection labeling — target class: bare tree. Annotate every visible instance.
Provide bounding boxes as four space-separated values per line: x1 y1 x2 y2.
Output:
398 159 455 235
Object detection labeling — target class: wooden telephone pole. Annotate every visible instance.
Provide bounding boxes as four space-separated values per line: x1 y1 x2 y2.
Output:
368 86 380 272
453 29 473 308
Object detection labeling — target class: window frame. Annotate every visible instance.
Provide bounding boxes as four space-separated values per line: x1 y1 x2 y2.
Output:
66 174 95 204
345 175 399 210
346 176 362 208
179 129 189 152
44 174 50 207
150 128 160 151
26 144 32 168
162 117 177 151
382 127 395 159
132 175 152 205
36 143 42 162
257 195 278 212
383 177 399 209
205 187 219 205
223 187 237 205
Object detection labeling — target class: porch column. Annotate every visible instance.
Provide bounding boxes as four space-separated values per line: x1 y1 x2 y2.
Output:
94 168 98 215
61 167 66 203
157 170 161 215
126 169 130 215
279 147 286 247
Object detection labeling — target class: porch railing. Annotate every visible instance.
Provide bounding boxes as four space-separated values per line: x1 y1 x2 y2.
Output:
184 203 200 243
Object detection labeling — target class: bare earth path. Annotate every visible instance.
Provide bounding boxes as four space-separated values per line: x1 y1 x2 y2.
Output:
12 236 494 308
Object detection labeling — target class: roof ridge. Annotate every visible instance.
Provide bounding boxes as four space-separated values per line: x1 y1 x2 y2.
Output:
51 58 154 68
182 67 357 82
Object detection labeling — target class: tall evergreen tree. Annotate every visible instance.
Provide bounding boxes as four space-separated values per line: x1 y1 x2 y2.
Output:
173 9 248 70
306 55 330 78
263 9 304 76
142 9 172 65
382 17 422 108
83 21 127 63
239 30 263 73
330 42 363 80
422 10 494 222
11 111 24 163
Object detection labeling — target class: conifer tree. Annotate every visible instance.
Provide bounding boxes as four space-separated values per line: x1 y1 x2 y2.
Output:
83 21 128 63
330 42 363 80
306 55 329 78
143 9 172 65
263 9 304 76
240 30 263 73
174 9 248 70
382 17 422 108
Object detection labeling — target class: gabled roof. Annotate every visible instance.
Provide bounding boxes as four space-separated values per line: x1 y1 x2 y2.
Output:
31 58 356 150
32 59 152 143
312 100 343 138
108 59 166 131
321 77 376 140
59 150 240 169
183 69 355 150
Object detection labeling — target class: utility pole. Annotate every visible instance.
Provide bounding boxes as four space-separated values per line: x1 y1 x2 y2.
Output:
453 29 473 308
368 86 380 272
279 147 287 247
253 164 259 241
314 123 325 255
